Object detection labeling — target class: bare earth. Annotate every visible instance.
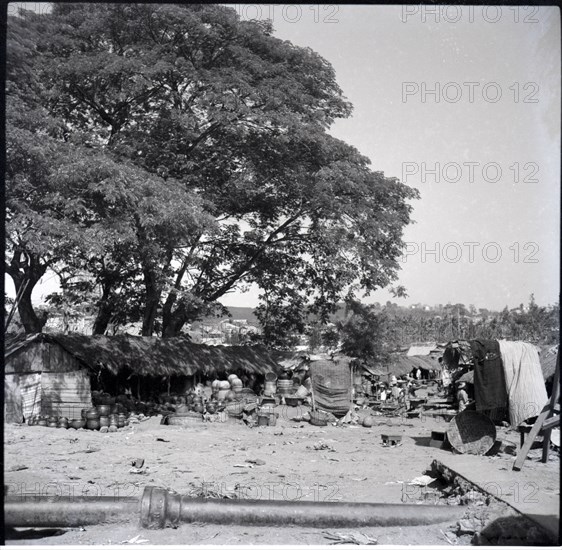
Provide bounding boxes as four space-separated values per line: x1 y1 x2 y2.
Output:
4 407 559 545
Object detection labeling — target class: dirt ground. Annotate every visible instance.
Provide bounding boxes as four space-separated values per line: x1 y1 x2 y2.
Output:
4 406 559 545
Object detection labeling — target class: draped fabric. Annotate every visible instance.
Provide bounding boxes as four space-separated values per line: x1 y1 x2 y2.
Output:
470 339 508 421
498 340 548 427
309 358 352 417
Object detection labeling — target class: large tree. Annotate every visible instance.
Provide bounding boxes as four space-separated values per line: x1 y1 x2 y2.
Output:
6 4 417 338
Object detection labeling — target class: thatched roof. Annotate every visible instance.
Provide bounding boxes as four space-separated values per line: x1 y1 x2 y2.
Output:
5 332 280 377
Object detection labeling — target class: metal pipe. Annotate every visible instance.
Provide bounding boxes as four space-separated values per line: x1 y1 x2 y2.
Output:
139 486 461 529
4 495 139 528
5 486 462 530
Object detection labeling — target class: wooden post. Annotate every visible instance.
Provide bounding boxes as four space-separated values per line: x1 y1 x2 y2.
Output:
541 349 560 463
513 347 560 471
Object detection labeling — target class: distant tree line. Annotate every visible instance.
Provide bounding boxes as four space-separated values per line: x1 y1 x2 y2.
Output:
305 295 559 363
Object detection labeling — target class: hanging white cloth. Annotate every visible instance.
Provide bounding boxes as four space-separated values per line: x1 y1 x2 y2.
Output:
498 340 548 427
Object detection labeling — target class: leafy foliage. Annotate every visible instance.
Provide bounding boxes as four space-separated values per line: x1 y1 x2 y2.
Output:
6 4 417 339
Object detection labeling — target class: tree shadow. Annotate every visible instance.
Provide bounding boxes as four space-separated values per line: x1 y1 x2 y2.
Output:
476 513 559 546
4 527 68 541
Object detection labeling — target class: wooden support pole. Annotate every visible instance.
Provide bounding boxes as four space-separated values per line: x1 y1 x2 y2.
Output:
541 348 560 463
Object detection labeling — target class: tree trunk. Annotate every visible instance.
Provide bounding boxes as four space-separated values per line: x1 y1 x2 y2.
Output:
17 282 47 333
142 267 160 336
162 312 187 337
6 251 47 334
92 292 114 335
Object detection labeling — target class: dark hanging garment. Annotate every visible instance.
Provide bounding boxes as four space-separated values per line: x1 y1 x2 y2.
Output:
470 339 508 413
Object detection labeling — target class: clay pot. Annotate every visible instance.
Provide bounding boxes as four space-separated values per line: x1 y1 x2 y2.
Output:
193 404 204 414
117 414 127 428
231 379 243 388
58 418 69 429
211 380 221 390
225 390 236 402
48 416 58 423
87 419 100 430
37 419 48 427
206 403 216 414
227 374 238 384
219 381 231 390
362 416 374 428
99 416 110 427
86 409 100 420
71 419 85 430
97 405 111 416
109 414 119 426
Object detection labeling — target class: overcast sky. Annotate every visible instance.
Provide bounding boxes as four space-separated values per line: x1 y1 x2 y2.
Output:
6 4 561 311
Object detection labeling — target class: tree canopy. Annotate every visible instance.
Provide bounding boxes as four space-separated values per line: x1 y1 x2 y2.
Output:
6 4 418 342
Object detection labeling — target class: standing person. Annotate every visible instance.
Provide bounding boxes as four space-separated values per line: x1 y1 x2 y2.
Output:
415 367 422 380
391 381 400 401
456 382 470 412
441 367 451 389
380 384 387 403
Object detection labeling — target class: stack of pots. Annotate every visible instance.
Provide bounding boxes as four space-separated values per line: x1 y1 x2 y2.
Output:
217 380 231 401
211 380 221 399
264 372 277 397
231 377 243 396
85 407 100 430
276 380 292 396
97 405 111 429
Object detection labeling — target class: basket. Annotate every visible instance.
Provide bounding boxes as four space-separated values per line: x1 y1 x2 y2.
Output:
225 401 245 417
168 413 203 426
285 396 303 407
309 410 329 426
446 410 496 455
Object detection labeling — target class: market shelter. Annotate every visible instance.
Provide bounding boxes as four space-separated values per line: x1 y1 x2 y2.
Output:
4 333 280 424
443 339 550 427
4 333 93 423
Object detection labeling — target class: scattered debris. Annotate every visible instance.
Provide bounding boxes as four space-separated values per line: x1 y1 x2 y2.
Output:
308 441 336 452
408 475 437 487
323 531 378 545
457 517 484 535
7 464 28 472
132 459 145 468
156 438 170 443
120 534 150 544
245 458 266 466
440 530 457 545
